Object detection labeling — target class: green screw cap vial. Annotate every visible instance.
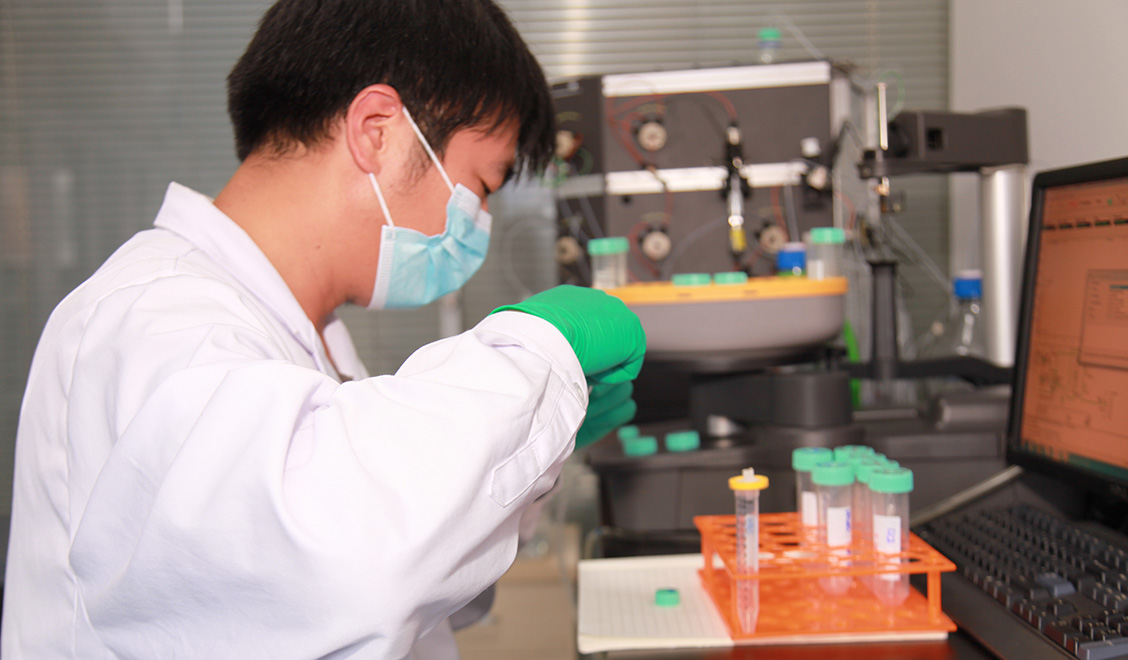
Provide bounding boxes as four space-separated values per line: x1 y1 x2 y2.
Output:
833 445 874 461
811 460 855 487
587 237 629 255
854 458 890 485
791 447 833 472
869 467 914 494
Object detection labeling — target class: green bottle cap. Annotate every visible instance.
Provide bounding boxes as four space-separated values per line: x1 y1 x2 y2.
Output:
622 435 658 457
811 460 855 487
758 27 782 41
713 271 749 285
655 588 680 606
671 273 711 287
869 467 914 494
587 237 629 256
791 447 834 471
809 227 846 245
833 445 875 461
617 425 640 440
854 458 890 485
665 430 701 453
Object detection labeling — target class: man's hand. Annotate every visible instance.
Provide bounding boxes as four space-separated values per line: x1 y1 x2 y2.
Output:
576 381 636 449
492 285 646 384
492 285 646 446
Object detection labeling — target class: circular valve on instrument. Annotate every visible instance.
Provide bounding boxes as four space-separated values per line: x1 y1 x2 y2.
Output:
636 121 668 152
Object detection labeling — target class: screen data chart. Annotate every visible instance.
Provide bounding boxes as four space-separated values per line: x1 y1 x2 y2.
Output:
1020 177 1128 480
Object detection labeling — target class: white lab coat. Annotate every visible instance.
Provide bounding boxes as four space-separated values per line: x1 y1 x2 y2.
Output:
1 183 587 659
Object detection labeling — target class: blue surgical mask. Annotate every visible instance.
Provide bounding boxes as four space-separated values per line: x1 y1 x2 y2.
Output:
366 108 492 310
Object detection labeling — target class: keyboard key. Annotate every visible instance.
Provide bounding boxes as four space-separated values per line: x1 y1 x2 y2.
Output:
1052 600 1079 617
1047 623 1072 646
1067 632 1094 654
1038 572 1079 597
1082 619 1105 636
1077 636 1128 660
1089 561 1116 582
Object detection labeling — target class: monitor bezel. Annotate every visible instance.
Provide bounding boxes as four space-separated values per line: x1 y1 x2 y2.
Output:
1006 156 1128 503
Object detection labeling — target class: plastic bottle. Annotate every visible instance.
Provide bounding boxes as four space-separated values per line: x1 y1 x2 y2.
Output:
853 458 898 588
758 27 782 64
792 447 833 544
588 237 629 290
776 242 806 276
813 461 855 596
941 271 986 357
920 270 986 399
730 467 769 634
868 466 914 605
806 227 846 280
850 457 889 550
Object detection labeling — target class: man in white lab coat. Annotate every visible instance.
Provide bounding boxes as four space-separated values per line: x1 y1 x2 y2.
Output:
1 1 644 658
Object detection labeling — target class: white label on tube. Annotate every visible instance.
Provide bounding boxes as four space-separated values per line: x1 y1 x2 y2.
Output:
801 491 818 527
827 506 851 547
874 513 902 581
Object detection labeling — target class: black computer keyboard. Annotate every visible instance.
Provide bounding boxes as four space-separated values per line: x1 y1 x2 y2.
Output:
918 504 1128 660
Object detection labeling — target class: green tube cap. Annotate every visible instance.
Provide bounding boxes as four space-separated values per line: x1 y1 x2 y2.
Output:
665 430 701 453
655 588 680 606
713 271 749 285
869 467 913 494
791 447 834 471
809 227 846 244
622 435 658 457
854 458 890 485
671 273 711 287
617 425 640 441
588 237 629 256
833 445 875 461
812 460 855 487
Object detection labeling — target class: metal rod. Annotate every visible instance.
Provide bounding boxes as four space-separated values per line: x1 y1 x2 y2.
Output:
979 165 1027 366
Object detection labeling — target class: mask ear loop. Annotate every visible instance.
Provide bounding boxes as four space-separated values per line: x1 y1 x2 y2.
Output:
401 107 455 193
367 172 396 228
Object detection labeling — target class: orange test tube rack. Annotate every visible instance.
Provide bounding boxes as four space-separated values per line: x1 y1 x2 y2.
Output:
695 512 958 642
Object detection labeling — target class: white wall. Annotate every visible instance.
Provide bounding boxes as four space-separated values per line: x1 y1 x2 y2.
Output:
949 0 1128 273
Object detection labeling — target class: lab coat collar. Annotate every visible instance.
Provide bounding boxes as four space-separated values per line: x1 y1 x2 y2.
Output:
153 182 344 380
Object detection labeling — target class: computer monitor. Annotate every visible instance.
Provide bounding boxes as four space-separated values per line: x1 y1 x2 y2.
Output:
1007 156 1128 501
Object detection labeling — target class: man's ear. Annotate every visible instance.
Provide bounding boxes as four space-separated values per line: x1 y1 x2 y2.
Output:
344 84 404 175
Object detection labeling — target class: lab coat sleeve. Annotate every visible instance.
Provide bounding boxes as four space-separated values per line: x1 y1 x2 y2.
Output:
65 275 586 660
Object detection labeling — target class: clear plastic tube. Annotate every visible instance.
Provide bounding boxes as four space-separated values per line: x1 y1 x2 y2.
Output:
813 461 854 596
792 447 833 545
730 467 768 634
868 467 914 605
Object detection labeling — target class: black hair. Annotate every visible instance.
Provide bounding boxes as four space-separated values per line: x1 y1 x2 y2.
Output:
226 0 554 175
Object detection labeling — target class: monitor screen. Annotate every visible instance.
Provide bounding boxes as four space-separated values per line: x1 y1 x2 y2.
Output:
1010 160 1128 492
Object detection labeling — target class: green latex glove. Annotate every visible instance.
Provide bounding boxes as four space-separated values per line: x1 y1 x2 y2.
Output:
577 381 637 449
491 285 646 384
